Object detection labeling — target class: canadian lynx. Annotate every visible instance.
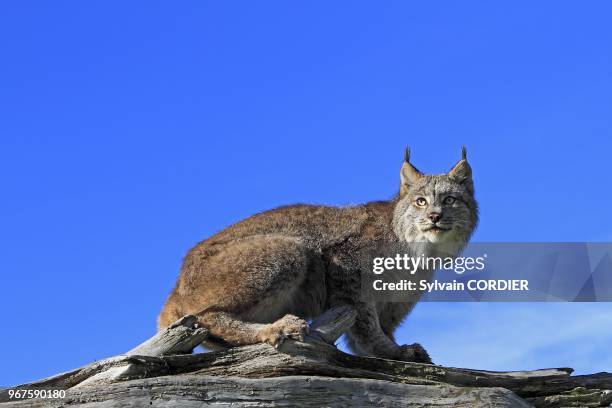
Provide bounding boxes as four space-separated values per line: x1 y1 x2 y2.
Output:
158 148 478 363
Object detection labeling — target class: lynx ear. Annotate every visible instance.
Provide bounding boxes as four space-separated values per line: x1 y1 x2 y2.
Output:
400 147 423 196
448 146 474 193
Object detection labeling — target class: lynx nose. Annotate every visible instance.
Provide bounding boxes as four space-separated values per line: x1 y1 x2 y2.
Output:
428 213 442 223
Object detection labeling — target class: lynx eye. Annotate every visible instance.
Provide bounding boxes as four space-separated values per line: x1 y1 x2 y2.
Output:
443 196 456 205
415 197 427 207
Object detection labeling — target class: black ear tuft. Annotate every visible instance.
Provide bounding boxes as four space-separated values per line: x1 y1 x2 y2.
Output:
400 146 423 196
448 147 474 193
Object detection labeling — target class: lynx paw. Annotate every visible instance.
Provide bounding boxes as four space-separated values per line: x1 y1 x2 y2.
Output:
257 314 309 348
396 343 432 364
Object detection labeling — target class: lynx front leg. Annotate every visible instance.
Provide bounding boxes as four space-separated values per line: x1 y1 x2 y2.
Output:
346 303 431 363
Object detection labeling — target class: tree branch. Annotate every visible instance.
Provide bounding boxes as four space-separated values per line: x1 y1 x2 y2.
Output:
1 307 610 407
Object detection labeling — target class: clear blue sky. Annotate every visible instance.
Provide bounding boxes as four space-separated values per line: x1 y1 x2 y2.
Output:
1 2 611 387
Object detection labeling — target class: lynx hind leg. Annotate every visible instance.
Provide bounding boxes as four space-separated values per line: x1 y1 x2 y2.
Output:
256 314 309 347
191 236 313 347
197 311 309 348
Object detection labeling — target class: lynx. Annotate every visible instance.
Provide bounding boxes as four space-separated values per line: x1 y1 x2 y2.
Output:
158 148 478 363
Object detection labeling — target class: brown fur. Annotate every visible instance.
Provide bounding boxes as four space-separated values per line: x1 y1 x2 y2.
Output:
158 149 477 362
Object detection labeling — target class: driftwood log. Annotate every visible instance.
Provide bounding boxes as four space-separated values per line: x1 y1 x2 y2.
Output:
1 307 610 407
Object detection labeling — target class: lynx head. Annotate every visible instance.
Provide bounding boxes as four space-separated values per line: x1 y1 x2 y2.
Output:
393 147 478 253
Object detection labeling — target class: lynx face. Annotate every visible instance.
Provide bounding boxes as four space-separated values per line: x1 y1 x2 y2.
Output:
393 148 478 253
394 175 477 245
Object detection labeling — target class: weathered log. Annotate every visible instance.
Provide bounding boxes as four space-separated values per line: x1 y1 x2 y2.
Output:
2 375 532 408
308 305 358 344
0 307 610 407
126 314 209 357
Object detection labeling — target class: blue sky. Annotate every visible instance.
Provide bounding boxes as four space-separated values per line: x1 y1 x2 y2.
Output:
1 2 611 386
